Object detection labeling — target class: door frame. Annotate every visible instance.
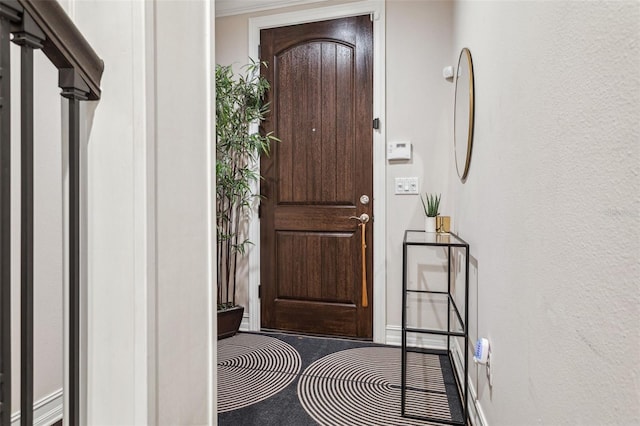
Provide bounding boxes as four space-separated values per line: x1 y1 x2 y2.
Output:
247 0 386 343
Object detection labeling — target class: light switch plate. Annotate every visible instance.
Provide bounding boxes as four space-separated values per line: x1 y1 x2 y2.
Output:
395 177 419 194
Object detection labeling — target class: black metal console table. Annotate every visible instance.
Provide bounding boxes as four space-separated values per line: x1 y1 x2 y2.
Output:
401 230 469 425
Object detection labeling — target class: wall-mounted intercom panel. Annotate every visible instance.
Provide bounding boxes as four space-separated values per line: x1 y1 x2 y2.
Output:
387 141 412 160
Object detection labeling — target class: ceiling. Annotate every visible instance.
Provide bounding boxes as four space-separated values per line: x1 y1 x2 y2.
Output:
215 0 329 17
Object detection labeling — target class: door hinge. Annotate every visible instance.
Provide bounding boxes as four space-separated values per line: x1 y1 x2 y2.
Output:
0 373 4 415
373 118 380 129
258 44 262 60
258 203 262 218
258 285 261 299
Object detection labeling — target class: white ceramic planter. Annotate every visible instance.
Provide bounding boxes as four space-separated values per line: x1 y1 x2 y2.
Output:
425 216 437 233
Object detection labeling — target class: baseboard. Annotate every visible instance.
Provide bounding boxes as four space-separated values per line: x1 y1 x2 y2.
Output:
239 312 250 332
386 326 488 426
385 325 447 349
11 388 63 426
450 339 488 426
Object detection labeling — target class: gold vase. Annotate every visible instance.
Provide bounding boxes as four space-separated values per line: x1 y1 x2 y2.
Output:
436 216 450 233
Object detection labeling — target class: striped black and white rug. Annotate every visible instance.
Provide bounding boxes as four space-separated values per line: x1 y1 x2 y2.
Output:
218 333 302 412
218 332 462 425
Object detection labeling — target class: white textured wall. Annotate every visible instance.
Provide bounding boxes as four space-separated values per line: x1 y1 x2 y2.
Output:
384 0 454 335
450 1 640 424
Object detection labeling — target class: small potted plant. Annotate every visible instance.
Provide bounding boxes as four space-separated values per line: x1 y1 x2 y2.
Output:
421 193 441 232
216 60 277 339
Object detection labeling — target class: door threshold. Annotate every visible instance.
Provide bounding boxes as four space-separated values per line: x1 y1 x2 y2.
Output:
257 328 374 343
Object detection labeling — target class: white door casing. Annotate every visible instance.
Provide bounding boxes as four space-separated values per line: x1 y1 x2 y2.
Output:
246 0 387 343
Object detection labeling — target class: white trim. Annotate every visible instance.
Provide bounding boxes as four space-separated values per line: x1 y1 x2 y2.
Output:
11 388 63 426
205 0 217 424
385 326 487 426
142 0 158 424
239 312 251 332
468 381 488 426
385 325 447 349
133 0 155 424
451 339 488 426
370 2 386 344
247 0 387 343
216 0 330 18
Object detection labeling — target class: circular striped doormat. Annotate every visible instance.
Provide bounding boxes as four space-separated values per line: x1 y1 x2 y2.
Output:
297 347 454 425
218 333 301 412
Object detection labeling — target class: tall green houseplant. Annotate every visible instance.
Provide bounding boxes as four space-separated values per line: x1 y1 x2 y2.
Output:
216 61 276 311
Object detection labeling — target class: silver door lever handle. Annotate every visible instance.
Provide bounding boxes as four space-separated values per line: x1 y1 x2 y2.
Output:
349 213 370 224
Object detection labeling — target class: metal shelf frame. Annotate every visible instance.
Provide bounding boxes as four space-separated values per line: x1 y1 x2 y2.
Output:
401 230 470 426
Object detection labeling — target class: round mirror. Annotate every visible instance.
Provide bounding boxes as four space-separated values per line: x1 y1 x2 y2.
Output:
454 48 475 182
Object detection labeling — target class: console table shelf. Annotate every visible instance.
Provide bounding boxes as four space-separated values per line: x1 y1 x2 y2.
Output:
401 230 470 425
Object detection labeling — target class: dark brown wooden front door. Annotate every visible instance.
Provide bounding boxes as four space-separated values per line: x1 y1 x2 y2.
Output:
259 16 374 338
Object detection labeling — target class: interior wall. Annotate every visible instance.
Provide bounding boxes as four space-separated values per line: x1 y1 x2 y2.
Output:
71 0 148 423
384 0 453 339
154 0 214 423
70 0 216 424
215 0 455 334
32 51 65 413
450 1 640 424
9 45 65 417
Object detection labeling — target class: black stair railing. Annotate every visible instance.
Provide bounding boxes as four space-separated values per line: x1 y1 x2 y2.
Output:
14 13 45 426
0 1 103 425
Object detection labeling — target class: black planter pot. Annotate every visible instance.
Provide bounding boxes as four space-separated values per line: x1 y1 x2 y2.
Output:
217 305 244 339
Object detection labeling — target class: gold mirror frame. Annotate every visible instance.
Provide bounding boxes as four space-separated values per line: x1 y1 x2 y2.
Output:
454 47 475 182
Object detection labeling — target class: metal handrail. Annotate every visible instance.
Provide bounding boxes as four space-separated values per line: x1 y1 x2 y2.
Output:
19 0 103 99
0 1 103 425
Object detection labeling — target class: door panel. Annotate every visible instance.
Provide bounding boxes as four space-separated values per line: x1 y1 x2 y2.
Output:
276 41 355 205
276 232 356 302
260 16 373 338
